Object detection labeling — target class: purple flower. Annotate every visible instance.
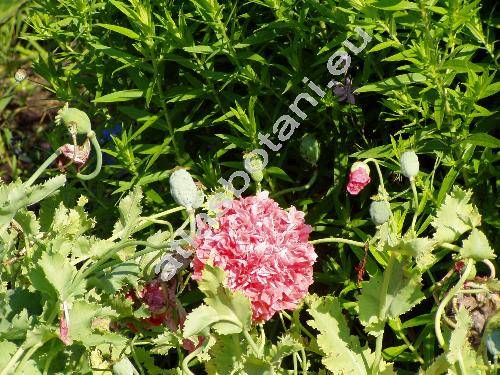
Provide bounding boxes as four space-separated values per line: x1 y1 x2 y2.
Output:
333 77 357 104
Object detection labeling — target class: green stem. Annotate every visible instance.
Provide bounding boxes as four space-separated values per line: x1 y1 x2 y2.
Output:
434 258 474 350
410 178 419 236
255 181 262 194
272 169 318 198
364 158 387 196
24 150 62 187
242 329 261 358
0 345 25 375
371 254 396 375
74 240 171 284
309 237 365 248
439 242 461 252
188 209 196 237
181 339 209 375
15 342 44 374
76 132 102 180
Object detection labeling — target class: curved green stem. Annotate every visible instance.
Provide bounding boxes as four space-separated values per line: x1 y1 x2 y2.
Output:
434 258 474 350
272 169 318 198
309 237 365 248
76 132 102 180
24 150 62 187
364 158 387 195
181 339 209 375
410 178 419 236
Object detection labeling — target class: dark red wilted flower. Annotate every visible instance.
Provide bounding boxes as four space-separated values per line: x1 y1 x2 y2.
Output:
125 279 203 352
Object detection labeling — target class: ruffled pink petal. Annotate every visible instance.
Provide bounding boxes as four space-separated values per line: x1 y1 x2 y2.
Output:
193 192 317 322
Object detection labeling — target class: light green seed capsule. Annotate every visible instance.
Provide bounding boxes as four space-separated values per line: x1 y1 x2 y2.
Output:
169 169 203 209
55 103 92 135
369 200 391 226
300 134 320 166
400 151 419 179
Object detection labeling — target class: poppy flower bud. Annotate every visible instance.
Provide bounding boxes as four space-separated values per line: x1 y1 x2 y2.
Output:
300 134 320 166
243 153 264 183
369 200 391 226
169 169 203 209
14 69 27 83
400 151 419 179
347 161 371 195
55 103 92 135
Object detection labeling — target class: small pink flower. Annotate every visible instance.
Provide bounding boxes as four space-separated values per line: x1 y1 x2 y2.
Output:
193 191 317 322
347 162 371 195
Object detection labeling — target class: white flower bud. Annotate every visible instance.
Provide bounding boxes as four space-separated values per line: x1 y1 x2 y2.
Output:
14 69 27 83
400 151 419 179
369 200 391 226
169 169 203 209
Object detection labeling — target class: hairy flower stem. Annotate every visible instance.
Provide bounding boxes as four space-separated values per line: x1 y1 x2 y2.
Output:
76 132 102 180
272 169 318 198
24 149 62 187
188 209 196 237
15 342 45 373
75 240 171 284
434 258 474 350
410 178 419 236
372 254 396 375
181 339 210 375
0 345 25 375
243 328 261 358
364 158 387 196
309 237 365 248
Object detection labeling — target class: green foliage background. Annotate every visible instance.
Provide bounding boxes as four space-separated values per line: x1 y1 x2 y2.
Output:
0 0 499 373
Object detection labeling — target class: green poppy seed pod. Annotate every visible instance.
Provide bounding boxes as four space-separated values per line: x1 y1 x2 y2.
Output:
300 134 320 166
400 151 419 179
170 169 202 209
369 200 391 226
55 103 92 135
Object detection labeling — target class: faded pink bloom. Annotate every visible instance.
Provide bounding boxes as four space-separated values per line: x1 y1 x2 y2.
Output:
59 313 71 345
347 162 371 195
57 139 91 172
193 191 317 322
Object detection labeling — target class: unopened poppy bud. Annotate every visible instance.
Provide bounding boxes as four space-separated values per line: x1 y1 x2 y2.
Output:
369 200 391 226
14 69 27 83
300 134 320 166
400 151 419 179
244 153 264 183
169 169 203 209
55 103 92 135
